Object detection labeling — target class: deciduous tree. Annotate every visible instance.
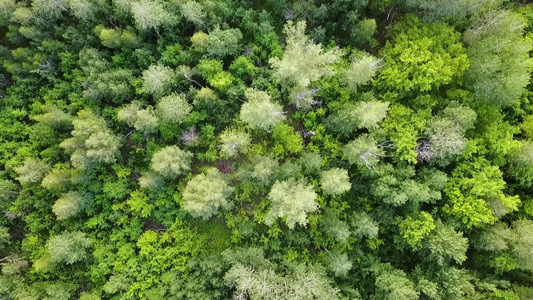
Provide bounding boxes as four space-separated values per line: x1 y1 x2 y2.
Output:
265 178 318 229
182 168 234 219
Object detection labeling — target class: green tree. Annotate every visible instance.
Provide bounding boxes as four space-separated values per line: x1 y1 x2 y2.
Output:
328 100 389 134
52 191 90 220
320 168 351 196
240 88 285 131
463 10 533 107
182 168 234 219
270 21 342 110
151 146 193 179
155 93 192 125
142 64 175 99
444 158 520 228
47 231 91 265
265 178 318 229
14 157 50 186
130 0 176 32
273 123 304 156
397 211 435 249
60 110 122 169
342 55 381 92
219 129 251 158
134 107 159 134
376 15 468 92
343 134 385 168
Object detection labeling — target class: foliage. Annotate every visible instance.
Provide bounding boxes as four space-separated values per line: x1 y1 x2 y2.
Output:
265 178 318 229
377 15 468 93
463 10 533 107
182 168 234 220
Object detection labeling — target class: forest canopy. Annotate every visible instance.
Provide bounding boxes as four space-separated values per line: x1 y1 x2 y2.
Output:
1 0 533 299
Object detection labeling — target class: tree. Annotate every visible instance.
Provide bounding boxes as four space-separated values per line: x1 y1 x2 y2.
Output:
33 105 72 129
130 0 176 32
219 129 251 158
374 265 419 300
298 152 323 175
327 100 389 134
151 146 193 179
238 154 279 186
270 21 342 110
444 158 520 228
320 168 351 196
321 209 351 243
240 88 285 131
138 172 164 190
134 107 159 134
182 168 234 219
47 231 91 265
404 0 501 21
342 55 381 92
343 134 385 168
463 10 533 107
205 27 243 59
155 93 192 125
382 104 427 163
376 15 468 92
52 191 90 220
60 110 122 169
397 211 435 249
32 0 69 21
325 251 352 278
510 219 533 271
0 0 17 26
14 157 50 185
180 1 206 28
142 64 175 99
68 0 102 23
273 123 303 156
350 211 379 239
265 178 318 229
117 101 142 127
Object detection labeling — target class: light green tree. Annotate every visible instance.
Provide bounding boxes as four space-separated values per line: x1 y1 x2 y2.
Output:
320 168 351 196
343 134 385 168
47 231 91 265
142 64 175 99
151 146 193 179
60 110 122 169
182 168 234 219
328 100 389 134
117 101 142 127
426 220 468 265
219 129 251 158
240 88 285 131
52 191 90 220
14 157 50 186
155 93 191 125
134 107 159 134
342 55 381 92
130 0 176 32
463 10 533 107
376 15 468 92
270 21 342 110
265 178 318 229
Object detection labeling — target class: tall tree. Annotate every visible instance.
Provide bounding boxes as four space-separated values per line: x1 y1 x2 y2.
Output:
463 10 533 107
265 178 318 229
182 168 234 219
